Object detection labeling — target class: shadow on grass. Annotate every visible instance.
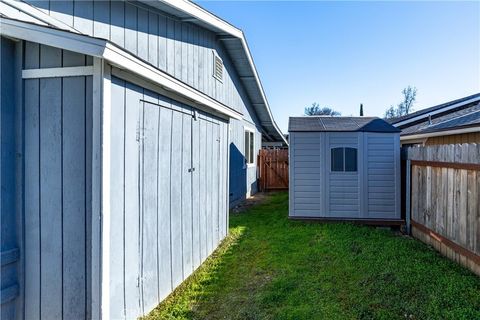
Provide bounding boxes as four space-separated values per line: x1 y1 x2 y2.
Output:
143 192 480 320
142 224 248 320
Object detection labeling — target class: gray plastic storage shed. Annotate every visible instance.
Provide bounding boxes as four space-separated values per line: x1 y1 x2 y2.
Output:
288 117 402 222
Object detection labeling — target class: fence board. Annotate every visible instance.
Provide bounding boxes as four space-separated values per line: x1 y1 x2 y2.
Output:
405 143 480 276
258 149 289 191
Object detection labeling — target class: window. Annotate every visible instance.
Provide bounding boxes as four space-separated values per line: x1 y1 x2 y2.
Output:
344 148 357 171
213 51 223 81
244 130 255 165
331 148 344 171
331 147 357 172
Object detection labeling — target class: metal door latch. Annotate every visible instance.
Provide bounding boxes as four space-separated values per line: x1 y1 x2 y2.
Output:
188 167 196 172
136 123 145 142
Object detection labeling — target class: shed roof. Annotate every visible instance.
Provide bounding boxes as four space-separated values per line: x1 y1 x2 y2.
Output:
289 117 400 133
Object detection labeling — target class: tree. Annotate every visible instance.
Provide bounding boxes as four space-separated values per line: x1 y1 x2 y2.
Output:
304 103 341 116
384 86 417 119
384 105 396 119
398 86 417 115
360 103 364 116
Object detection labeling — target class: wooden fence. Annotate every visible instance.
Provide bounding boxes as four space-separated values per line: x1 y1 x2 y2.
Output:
258 149 289 191
404 143 480 276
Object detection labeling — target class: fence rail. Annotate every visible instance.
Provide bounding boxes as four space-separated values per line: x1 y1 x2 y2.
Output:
404 143 480 276
258 149 289 191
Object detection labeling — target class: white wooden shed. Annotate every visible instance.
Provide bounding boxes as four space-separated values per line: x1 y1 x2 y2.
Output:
288 117 402 223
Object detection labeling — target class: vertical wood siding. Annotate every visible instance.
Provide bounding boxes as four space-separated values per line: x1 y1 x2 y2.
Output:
22 43 91 320
424 132 480 145
22 0 251 116
1 37 20 320
228 119 261 206
21 0 264 206
108 77 229 319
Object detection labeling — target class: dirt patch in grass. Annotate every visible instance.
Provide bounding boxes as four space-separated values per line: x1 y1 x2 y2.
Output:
144 192 480 320
229 192 272 214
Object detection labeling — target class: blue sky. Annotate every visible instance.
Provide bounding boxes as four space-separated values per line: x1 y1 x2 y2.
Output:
198 1 480 133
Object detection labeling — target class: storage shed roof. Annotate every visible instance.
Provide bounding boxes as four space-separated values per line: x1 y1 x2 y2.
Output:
289 117 400 133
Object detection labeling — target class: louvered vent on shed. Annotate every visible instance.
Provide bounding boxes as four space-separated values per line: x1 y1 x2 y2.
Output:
213 52 223 81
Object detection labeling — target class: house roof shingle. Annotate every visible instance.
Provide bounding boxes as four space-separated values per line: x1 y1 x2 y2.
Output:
399 102 480 136
289 117 400 133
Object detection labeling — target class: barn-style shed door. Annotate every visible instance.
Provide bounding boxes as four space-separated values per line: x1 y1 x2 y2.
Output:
137 101 226 316
137 100 193 314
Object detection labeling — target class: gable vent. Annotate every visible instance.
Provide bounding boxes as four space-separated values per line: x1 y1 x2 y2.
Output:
213 52 223 81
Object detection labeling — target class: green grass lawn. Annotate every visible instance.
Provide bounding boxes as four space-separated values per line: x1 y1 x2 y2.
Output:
144 192 480 320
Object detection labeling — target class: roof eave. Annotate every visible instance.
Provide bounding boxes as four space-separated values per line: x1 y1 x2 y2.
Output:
289 130 401 133
400 125 480 141
392 95 480 128
0 16 243 120
145 0 288 145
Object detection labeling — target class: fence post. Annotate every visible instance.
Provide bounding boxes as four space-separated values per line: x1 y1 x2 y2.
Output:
258 151 263 192
405 159 411 235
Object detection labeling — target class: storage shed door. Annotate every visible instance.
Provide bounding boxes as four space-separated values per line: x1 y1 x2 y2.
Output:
138 101 226 315
326 133 361 218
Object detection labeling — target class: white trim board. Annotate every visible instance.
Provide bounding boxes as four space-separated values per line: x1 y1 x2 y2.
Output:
22 66 94 79
2 0 80 33
0 1 47 26
102 43 242 120
0 17 242 120
90 57 103 320
142 0 243 38
111 67 230 121
3 0 287 144
399 138 427 146
100 61 112 320
393 97 480 128
400 126 480 141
